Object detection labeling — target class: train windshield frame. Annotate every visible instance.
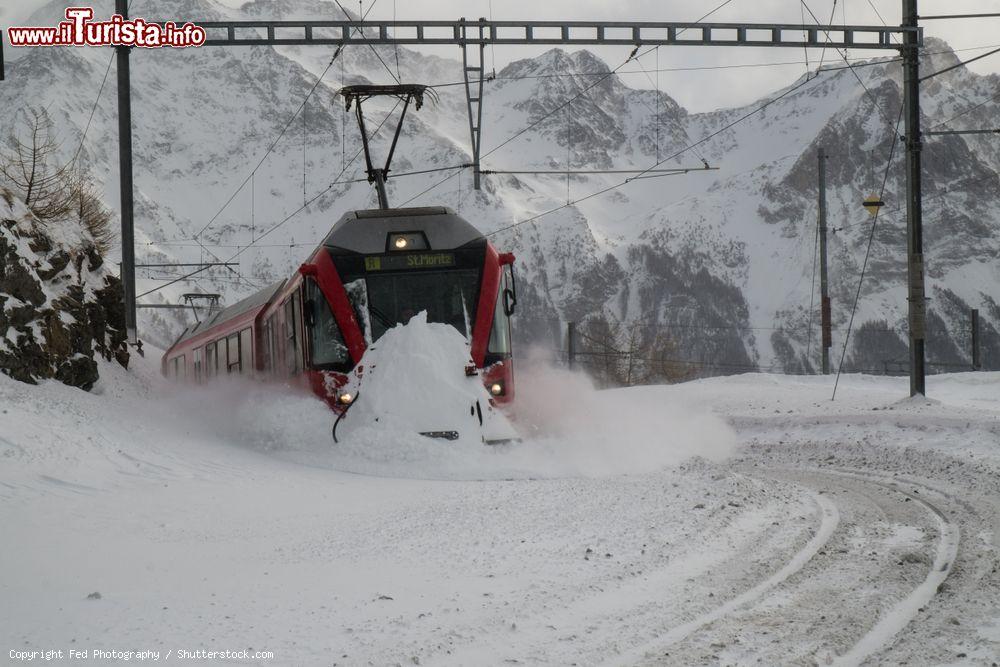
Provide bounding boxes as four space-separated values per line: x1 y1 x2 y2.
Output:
344 268 481 342
304 278 352 372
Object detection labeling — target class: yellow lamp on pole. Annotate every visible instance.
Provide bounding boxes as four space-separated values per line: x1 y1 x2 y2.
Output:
863 194 885 217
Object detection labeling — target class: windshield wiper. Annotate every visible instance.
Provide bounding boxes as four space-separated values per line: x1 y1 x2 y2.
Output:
369 304 394 329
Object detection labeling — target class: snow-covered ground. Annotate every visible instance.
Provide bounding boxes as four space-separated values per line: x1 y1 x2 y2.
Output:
2 354 999 665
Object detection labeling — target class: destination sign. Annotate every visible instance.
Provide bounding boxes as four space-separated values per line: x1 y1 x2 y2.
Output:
364 252 456 272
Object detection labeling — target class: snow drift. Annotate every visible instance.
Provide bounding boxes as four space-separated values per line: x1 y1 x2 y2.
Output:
223 316 737 480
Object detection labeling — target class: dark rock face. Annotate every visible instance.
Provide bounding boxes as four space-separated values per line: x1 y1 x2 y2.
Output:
0 206 129 390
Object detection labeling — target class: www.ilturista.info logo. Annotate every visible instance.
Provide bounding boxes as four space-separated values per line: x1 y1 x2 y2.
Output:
7 7 206 48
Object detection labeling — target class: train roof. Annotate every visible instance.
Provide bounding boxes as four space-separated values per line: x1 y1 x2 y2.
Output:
166 207 486 354
168 279 286 349
323 206 485 254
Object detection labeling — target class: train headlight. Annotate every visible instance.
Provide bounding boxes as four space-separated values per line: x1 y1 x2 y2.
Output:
338 392 355 405
387 232 429 251
489 382 504 396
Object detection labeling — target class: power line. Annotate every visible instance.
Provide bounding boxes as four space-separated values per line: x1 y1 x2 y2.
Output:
404 1 740 208
833 100 906 400
66 0 137 166
192 42 346 241
921 45 1000 82
423 42 998 90
68 51 115 167
331 0 401 84
135 265 213 299
800 0 896 129
483 69 827 238
479 0 738 163
225 98 406 261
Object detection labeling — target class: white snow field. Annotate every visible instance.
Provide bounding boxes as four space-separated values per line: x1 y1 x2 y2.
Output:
1 347 999 665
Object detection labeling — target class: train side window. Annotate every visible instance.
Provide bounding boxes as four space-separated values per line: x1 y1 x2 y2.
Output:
227 333 241 374
262 319 273 372
305 278 350 370
172 354 186 380
239 328 253 376
205 341 216 379
193 348 202 382
285 295 300 375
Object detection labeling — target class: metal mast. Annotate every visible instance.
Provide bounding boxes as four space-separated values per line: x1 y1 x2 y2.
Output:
818 148 831 374
115 0 137 344
902 0 926 395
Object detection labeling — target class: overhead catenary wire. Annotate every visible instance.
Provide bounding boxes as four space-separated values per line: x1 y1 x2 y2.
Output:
65 0 135 168
482 69 827 239
478 0 738 164
920 45 1000 82
406 36 977 212
832 100 906 400
192 41 347 241
403 0 740 208
67 51 115 168
332 0 401 85
225 98 405 261
164 7 1000 301
799 0 896 129
188 0 389 250
422 41 1000 90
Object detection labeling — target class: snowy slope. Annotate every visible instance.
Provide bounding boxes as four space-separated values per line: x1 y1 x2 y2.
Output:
2 350 999 664
2 0 998 370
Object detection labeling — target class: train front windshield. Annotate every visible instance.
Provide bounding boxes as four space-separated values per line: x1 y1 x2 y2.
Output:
345 269 480 342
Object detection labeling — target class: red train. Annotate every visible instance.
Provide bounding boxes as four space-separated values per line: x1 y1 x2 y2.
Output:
162 206 516 413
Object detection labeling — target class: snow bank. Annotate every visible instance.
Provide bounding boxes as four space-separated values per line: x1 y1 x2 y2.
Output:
45 316 734 482
335 311 514 447
265 318 737 480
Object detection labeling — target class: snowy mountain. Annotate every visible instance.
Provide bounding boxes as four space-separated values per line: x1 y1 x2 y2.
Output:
3 0 998 373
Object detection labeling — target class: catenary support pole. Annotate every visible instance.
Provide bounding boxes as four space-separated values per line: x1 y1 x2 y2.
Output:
818 148 831 374
567 321 576 370
116 0 137 344
903 0 926 396
460 18 486 190
971 308 981 370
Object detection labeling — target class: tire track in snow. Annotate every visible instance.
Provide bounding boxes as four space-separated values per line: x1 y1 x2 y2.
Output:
824 469 961 667
608 486 840 666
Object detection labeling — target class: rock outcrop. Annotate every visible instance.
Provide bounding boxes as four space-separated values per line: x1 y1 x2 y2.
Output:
0 188 128 389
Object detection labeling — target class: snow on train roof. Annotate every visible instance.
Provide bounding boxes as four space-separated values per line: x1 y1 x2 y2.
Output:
169 280 286 349
323 206 485 254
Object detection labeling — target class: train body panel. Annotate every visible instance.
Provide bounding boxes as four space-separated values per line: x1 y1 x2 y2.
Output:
162 206 515 415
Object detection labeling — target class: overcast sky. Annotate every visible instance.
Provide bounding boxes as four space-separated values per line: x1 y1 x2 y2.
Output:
3 0 999 111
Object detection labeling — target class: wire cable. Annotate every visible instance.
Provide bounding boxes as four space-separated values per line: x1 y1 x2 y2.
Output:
800 0 896 129
484 71 824 238
193 43 346 241
332 0 401 84
832 100 905 400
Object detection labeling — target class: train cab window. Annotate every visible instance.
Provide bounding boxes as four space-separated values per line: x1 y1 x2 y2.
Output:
488 287 512 357
344 279 373 344
227 333 241 374
355 270 480 341
305 279 350 370
239 328 253 376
